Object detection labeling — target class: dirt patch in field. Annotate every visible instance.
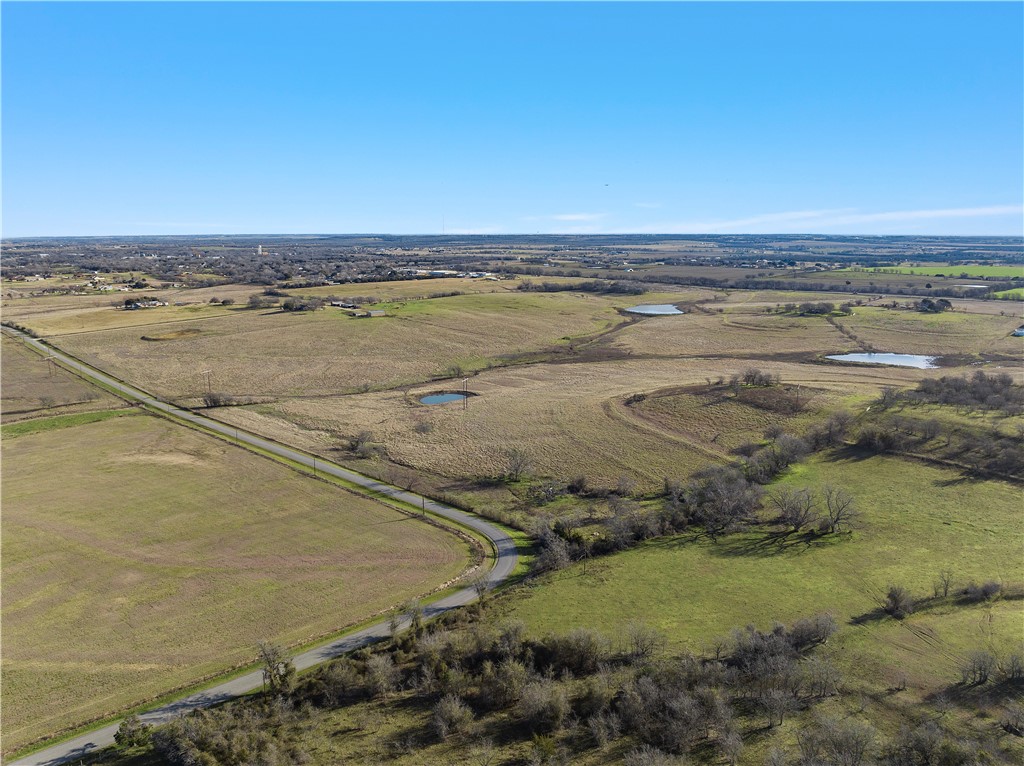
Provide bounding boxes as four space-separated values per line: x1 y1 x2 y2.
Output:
140 328 205 341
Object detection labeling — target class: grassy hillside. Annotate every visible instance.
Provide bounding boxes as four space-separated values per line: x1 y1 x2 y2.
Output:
505 453 1021 644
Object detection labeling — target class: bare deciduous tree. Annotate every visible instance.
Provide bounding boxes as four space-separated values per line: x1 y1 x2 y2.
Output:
366 653 401 698
770 487 819 532
823 485 858 533
349 430 377 458
934 569 954 598
470 571 490 602
432 693 474 739
503 447 532 482
403 599 424 633
625 622 665 664
257 641 295 696
960 650 996 685
884 585 915 619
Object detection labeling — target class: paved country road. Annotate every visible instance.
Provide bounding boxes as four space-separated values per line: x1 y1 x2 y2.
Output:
3 327 519 766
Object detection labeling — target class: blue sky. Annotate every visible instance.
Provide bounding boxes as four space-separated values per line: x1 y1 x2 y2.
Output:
3 2 1022 237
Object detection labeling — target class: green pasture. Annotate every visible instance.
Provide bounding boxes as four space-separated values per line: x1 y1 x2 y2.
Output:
505 453 1021 649
839 264 1022 278
0 409 137 439
994 287 1024 299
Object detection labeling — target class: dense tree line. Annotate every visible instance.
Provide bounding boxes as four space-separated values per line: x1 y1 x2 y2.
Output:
128 613 847 766
118 598 1023 766
517 279 647 295
853 373 1024 478
907 371 1024 414
494 265 1020 300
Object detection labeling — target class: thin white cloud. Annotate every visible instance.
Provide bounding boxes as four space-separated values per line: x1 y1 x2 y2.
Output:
521 212 607 224
550 212 605 222
652 205 1023 233
819 205 1023 226
669 208 856 232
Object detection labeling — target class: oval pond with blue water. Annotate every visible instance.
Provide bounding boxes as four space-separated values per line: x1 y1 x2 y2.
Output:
626 304 684 315
826 353 938 369
420 393 469 405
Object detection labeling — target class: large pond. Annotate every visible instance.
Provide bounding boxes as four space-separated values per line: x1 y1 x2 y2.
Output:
826 353 939 369
626 304 684 315
420 393 468 405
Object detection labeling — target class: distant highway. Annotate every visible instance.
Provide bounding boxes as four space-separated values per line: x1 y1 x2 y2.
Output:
3 327 519 766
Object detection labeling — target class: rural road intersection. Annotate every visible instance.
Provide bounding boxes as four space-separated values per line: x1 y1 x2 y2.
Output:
3 327 519 766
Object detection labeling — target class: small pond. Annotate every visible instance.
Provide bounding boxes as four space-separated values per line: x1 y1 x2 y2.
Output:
826 352 938 369
626 304 684 315
420 393 468 405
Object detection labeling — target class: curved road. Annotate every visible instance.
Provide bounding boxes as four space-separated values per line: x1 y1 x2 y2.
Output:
3 327 519 766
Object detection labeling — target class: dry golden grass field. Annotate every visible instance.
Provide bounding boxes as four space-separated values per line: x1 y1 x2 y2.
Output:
0 284 256 336
1 413 472 753
0 335 125 422
611 310 853 358
178 287 1023 526
287 275 526 299
10 283 1020 516
3 275 1022 764
614 303 1023 360
838 306 1023 356
38 291 693 399
207 355 958 504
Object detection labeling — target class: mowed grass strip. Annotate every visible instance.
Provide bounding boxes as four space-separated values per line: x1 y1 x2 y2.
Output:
1 414 471 752
1 408 138 438
505 453 1022 648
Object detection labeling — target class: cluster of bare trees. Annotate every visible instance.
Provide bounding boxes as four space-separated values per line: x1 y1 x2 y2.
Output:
173 614 836 766
740 433 811 483
348 430 384 459
884 573 1017 622
769 486 858 534
150 697 308 766
843 375 1024 478
523 421 861 569
857 413 1024 479
881 721 1003 766
247 293 279 309
281 296 325 312
916 297 953 313
778 301 840 316
672 465 764 540
910 371 1024 415
121 585 1020 766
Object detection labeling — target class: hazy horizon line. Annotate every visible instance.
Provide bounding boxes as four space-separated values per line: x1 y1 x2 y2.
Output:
4 231 1024 241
